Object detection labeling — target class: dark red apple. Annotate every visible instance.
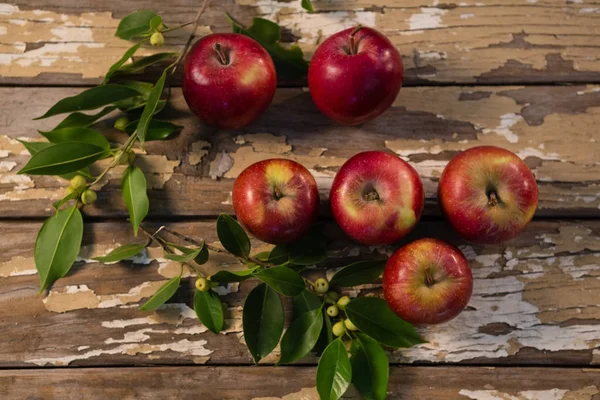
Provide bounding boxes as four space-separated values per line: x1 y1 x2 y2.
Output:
383 238 473 325
182 33 277 129
330 151 423 245
438 146 538 244
308 26 403 125
232 159 319 244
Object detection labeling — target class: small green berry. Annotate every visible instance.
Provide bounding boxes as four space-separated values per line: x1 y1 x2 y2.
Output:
114 116 129 131
81 189 97 205
344 318 358 331
332 321 346 337
65 186 75 195
195 277 209 292
314 278 329 294
69 175 87 191
150 31 165 46
337 295 351 309
326 305 339 317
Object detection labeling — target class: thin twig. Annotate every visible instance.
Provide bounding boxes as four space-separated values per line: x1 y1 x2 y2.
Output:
170 0 210 77
140 225 169 251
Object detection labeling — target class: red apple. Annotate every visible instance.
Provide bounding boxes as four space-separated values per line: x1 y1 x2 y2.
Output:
182 33 277 129
383 238 473 325
330 151 423 245
438 146 538 244
308 26 403 125
232 159 319 244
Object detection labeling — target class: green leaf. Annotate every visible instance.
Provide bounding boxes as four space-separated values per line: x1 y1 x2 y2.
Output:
279 306 323 364
288 228 327 266
93 241 149 263
40 127 110 150
35 84 140 119
119 80 155 97
314 309 333 354
351 333 389 400
53 106 117 130
103 42 142 84
210 267 259 283
165 242 209 265
115 10 159 40
329 260 386 288
149 15 163 30
121 165 149 236
247 251 271 269
35 205 83 291
116 53 177 75
18 140 51 155
18 143 107 176
243 283 284 363
226 14 309 80
293 289 321 316
140 275 180 311
268 244 290 265
194 289 224 334
164 246 201 263
301 0 314 12
253 265 305 297
216 214 251 258
124 119 181 141
345 297 424 349
52 190 81 211
317 338 352 400
136 68 170 143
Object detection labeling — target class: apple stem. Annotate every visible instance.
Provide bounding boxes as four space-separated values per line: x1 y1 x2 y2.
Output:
273 187 283 200
424 268 435 287
349 25 363 55
363 188 380 202
213 43 229 65
488 191 499 207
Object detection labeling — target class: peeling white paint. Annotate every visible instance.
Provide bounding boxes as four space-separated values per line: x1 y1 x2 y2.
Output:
408 8 448 30
459 389 568 400
27 338 213 366
482 113 521 144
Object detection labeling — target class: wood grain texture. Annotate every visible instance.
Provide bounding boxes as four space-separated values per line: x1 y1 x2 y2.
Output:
1 366 599 399
1 219 599 367
1 86 599 218
1 0 599 85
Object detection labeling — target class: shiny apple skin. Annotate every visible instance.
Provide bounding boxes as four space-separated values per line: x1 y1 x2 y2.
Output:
232 159 319 244
308 27 404 125
330 151 424 245
383 238 473 325
438 146 538 244
182 33 277 129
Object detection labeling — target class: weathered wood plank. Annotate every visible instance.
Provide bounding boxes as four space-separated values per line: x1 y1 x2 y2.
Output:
1 86 599 218
1 219 599 367
1 0 600 85
1 366 599 399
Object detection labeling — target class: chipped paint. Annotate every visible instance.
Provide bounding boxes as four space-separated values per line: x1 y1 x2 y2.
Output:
0 4 212 79
209 151 234 180
459 386 599 400
0 255 37 277
252 387 319 400
408 8 448 30
26 338 212 366
188 140 211 166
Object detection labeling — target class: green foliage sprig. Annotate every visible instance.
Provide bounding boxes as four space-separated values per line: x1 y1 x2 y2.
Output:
22 4 423 399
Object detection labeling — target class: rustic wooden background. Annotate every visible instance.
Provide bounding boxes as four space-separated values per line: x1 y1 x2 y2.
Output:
1 0 599 399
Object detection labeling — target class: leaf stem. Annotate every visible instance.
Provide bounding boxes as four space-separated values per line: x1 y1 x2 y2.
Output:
89 133 137 188
161 21 194 34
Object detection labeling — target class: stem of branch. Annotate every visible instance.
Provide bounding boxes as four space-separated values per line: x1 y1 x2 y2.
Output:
170 0 210 78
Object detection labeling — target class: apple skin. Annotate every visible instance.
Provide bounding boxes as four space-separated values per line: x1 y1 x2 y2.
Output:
438 146 538 244
182 33 277 129
232 159 319 244
330 151 424 245
308 26 403 125
383 238 473 325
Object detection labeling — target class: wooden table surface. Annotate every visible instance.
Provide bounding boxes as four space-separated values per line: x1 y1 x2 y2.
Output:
1 1 599 399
